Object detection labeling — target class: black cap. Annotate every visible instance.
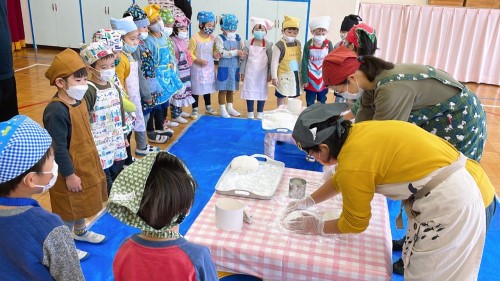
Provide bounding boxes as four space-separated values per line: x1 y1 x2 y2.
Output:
340 14 362 32
292 103 349 149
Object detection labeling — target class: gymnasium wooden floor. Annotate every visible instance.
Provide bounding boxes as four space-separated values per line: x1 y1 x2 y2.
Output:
12 48 500 213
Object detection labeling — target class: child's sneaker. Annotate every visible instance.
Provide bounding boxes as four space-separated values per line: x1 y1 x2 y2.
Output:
191 110 198 119
248 112 254 119
147 132 169 144
77 249 90 261
164 120 179 127
205 106 218 116
73 230 107 244
180 111 191 118
173 116 188 123
156 128 174 138
256 112 263 120
136 144 160 156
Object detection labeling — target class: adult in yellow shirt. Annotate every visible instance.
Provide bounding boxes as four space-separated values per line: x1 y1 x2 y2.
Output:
286 103 497 280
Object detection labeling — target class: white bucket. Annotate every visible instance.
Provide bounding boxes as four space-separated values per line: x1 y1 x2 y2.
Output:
215 198 244 231
287 98 302 115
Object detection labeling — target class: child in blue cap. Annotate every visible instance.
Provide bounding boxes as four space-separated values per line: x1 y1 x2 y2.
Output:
215 14 246 118
0 115 85 278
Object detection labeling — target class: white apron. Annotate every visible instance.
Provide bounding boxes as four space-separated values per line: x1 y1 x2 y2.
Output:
241 39 268 101
377 154 485 280
190 34 216 96
125 60 145 132
87 81 127 169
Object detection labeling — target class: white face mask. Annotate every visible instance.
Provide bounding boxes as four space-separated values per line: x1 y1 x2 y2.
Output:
164 27 173 36
340 79 364 100
284 35 295 43
24 162 59 193
226 32 236 40
313 35 326 43
140 32 149 40
97 68 116 82
177 31 188 39
65 83 88 100
150 21 164 33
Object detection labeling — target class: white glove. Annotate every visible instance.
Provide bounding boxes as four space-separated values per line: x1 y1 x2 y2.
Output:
284 212 325 235
286 195 315 214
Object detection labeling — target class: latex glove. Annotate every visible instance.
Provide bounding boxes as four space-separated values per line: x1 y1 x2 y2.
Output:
286 194 315 214
285 212 325 235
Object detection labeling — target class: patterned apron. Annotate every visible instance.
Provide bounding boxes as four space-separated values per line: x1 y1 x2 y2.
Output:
216 34 240 91
241 39 268 101
49 98 107 221
86 81 127 169
277 39 301 97
170 36 195 107
377 154 485 280
376 65 487 161
153 37 183 104
125 58 146 132
190 34 216 96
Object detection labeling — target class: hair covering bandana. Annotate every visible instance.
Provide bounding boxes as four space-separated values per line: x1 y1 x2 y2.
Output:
159 9 174 25
282 15 300 29
110 16 138 35
250 17 274 31
174 15 190 28
125 4 150 28
80 41 113 66
143 4 161 24
292 103 349 149
93 29 123 52
0 115 53 183
340 14 362 32
322 45 361 86
309 16 331 32
45 48 86 86
346 23 376 48
197 11 215 24
107 152 192 238
221 14 238 31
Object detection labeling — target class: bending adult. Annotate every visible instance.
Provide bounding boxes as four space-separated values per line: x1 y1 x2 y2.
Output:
323 46 487 162
0 0 19 121
285 103 496 280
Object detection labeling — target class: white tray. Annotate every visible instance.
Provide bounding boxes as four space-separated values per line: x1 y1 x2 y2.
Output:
215 154 285 200
261 108 298 133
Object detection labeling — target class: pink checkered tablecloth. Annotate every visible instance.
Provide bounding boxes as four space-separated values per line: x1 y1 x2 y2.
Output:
186 168 392 280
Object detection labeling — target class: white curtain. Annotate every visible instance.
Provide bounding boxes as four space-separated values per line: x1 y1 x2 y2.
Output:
358 3 500 85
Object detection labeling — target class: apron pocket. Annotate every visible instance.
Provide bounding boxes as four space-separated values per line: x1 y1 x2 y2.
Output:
217 67 229 82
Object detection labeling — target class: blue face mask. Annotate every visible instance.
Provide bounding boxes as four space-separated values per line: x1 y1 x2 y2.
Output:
123 42 138 53
254 31 266 40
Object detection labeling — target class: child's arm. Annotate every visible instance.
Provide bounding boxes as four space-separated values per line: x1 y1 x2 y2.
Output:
270 43 282 86
43 225 85 281
115 53 130 89
328 40 334 52
240 40 249 80
83 85 96 114
214 35 238 58
301 40 310 87
132 49 152 104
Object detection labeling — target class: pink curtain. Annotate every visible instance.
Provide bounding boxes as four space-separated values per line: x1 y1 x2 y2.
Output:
358 3 500 85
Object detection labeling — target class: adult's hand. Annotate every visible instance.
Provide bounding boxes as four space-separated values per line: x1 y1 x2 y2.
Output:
285 212 325 235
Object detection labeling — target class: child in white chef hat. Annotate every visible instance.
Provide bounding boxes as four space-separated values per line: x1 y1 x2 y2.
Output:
240 17 274 119
301 16 334 107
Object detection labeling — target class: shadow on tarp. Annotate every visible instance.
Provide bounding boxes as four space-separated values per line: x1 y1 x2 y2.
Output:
388 197 500 281
80 115 322 280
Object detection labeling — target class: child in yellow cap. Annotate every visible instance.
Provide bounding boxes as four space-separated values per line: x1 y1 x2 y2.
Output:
271 15 302 107
43 49 108 260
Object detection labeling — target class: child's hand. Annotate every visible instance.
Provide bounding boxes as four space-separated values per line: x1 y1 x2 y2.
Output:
237 50 246 59
241 74 245 82
214 52 221 60
65 174 82 192
195 58 208 66
272 78 279 87
124 139 130 147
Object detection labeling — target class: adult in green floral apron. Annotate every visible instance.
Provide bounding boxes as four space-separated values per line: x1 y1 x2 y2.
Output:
285 103 496 280
323 46 487 162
